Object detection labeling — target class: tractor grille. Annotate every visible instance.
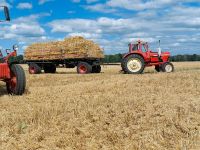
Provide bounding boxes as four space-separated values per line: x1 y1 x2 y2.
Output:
0 63 10 79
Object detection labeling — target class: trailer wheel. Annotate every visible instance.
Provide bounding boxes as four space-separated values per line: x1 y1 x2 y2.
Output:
6 64 26 95
29 63 41 74
44 64 56 73
122 54 145 74
162 62 174 73
77 62 92 74
92 65 101 73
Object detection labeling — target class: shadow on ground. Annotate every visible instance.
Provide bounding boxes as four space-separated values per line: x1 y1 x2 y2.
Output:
0 85 8 96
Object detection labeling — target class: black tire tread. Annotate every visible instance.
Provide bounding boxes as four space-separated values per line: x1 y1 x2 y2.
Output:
7 64 26 95
29 63 41 74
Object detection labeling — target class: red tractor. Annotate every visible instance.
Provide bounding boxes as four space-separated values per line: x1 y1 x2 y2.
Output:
0 6 26 95
121 40 174 74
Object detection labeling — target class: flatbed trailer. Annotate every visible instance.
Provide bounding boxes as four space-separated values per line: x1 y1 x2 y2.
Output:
25 58 102 74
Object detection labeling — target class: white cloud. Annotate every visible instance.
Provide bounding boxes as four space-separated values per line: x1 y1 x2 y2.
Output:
85 0 188 12
106 0 177 10
68 32 101 39
49 19 99 33
0 0 11 8
38 0 54 5
48 17 156 36
17 3 32 9
85 4 117 13
0 13 50 45
48 3 200 55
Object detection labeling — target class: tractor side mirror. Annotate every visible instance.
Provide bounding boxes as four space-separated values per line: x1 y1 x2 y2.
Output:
4 6 10 21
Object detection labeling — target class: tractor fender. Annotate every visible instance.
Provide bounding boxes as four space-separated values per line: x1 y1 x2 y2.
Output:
123 52 144 59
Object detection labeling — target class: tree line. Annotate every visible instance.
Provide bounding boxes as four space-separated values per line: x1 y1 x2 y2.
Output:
103 54 200 63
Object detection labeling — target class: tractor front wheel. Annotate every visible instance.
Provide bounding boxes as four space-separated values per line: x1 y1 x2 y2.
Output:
122 54 145 74
162 62 174 73
6 64 26 95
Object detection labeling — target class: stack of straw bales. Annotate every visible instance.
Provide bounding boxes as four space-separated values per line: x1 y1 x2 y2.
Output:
24 36 104 60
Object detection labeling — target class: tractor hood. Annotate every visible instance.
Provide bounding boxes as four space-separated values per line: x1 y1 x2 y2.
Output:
161 51 170 56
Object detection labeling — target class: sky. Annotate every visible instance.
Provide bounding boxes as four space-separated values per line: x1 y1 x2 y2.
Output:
0 0 200 55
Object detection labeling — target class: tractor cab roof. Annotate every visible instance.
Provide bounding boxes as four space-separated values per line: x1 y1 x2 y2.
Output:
129 40 148 45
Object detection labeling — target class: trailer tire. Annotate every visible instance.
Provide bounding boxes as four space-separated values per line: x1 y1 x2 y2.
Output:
77 62 92 74
92 65 101 73
44 64 56 73
6 64 26 95
29 63 41 74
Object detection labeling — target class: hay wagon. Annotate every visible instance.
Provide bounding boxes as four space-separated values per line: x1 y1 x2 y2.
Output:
24 37 104 74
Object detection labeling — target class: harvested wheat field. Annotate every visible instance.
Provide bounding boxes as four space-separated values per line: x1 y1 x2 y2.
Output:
0 62 200 150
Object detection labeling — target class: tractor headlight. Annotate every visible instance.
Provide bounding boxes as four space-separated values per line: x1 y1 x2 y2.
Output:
13 44 19 51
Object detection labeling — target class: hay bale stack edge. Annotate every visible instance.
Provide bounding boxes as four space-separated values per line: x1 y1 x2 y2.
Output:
24 36 104 60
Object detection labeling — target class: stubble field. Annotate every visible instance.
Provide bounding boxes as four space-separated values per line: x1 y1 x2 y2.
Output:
0 62 200 150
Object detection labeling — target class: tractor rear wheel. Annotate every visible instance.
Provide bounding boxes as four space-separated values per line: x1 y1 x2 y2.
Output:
44 64 56 73
77 62 92 74
162 62 174 73
92 65 101 73
121 58 126 72
122 54 145 74
6 64 26 95
29 63 41 74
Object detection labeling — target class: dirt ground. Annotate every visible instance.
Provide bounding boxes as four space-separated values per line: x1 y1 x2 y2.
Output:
0 62 200 150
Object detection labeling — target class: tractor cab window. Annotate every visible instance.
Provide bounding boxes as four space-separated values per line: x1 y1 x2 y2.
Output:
142 44 147 52
132 44 139 51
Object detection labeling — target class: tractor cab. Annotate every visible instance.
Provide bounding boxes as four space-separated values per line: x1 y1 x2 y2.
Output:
128 41 148 53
